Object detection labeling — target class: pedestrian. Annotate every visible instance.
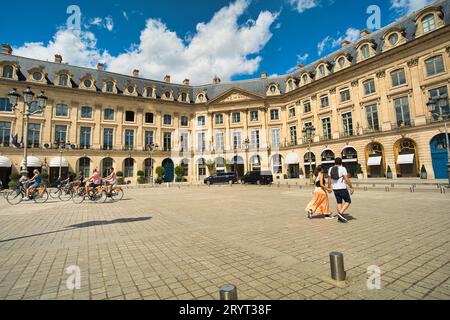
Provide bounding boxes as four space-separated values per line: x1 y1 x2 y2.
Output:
327 158 354 223
305 165 333 219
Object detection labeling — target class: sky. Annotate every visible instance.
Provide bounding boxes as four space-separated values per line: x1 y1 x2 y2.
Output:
0 0 433 85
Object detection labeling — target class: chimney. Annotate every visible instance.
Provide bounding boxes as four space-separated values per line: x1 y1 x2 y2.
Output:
213 75 221 85
360 29 371 37
54 54 63 64
297 64 304 71
341 40 350 48
261 72 267 79
164 75 171 83
2 44 12 55
183 79 190 86
133 69 139 77
97 63 104 71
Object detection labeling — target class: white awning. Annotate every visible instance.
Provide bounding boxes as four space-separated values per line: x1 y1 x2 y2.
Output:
0 156 11 168
321 160 335 164
397 154 415 165
21 156 42 168
285 152 299 165
49 157 69 168
304 162 316 165
343 159 358 163
367 156 382 166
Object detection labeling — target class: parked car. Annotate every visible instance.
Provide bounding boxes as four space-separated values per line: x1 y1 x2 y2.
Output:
240 171 273 185
204 172 238 185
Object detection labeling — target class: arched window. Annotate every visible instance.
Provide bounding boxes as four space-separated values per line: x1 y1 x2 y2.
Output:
146 87 154 98
302 74 308 84
2 65 13 78
288 80 294 91
422 14 436 33
181 92 187 102
318 65 325 77
198 94 205 102
388 33 399 46
106 81 114 93
361 44 370 60
79 157 91 178
59 74 68 86
338 57 346 68
102 158 113 177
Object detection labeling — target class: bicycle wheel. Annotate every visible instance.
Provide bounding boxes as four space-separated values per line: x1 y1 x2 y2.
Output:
111 189 124 201
34 190 49 204
49 188 61 199
94 190 107 203
72 189 86 204
6 190 23 205
58 188 73 202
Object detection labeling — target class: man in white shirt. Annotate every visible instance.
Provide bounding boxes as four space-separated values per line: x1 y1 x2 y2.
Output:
327 158 354 223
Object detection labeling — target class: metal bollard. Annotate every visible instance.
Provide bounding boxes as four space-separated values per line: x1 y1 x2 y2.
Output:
329 252 346 282
219 284 238 300
364 186 368 191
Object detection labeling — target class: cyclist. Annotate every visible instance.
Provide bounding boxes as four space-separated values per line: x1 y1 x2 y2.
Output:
85 168 101 190
24 169 43 200
104 167 117 195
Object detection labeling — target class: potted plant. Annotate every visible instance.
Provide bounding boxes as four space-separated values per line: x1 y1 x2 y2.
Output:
420 165 427 180
116 171 125 185
137 170 146 184
42 173 49 187
174 165 184 182
155 166 164 184
206 161 216 175
386 166 393 179
8 172 21 189
356 163 364 180
224 160 233 173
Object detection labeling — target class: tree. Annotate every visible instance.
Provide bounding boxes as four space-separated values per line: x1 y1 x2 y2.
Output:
206 161 216 175
155 166 164 184
174 165 184 182
116 171 124 185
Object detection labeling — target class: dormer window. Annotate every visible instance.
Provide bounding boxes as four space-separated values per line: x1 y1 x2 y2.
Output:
338 57 346 68
198 94 205 102
422 14 436 33
59 74 68 86
33 72 43 81
388 33 399 46
181 92 187 102
84 79 93 88
270 85 276 93
146 87 154 98
287 79 295 92
2 65 13 78
106 81 114 93
302 74 308 84
165 91 171 99
127 86 135 94
361 44 370 60
318 65 325 77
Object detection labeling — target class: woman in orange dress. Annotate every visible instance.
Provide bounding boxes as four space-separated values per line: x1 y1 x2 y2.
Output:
305 165 332 219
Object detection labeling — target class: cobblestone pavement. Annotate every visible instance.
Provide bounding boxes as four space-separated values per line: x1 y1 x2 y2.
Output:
0 185 449 300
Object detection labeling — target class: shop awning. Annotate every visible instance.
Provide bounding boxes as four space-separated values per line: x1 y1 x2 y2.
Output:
304 162 316 166
285 152 299 165
367 156 382 166
49 157 69 168
21 156 42 168
343 158 358 163
321 160 335 164
397 154 414 165
0 156 11 168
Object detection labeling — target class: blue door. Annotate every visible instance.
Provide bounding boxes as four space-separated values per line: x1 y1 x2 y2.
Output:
162 159 174 182
430 134 449 179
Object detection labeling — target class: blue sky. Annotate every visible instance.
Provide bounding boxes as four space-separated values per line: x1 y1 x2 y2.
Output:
0 0 432 84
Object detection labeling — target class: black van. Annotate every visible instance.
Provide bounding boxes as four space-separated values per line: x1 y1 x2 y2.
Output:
204 172 238 185
240 171 273 185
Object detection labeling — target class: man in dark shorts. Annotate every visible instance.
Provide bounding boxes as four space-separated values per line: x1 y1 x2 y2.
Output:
327 158 354 223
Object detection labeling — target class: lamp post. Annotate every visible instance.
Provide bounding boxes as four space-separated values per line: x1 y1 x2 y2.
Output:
8 87 48 178
147 143 159 184
302 125 316 185
427 94 450 186
244 137 250 173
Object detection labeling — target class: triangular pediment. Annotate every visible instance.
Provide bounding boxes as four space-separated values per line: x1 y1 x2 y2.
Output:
210 87 264 104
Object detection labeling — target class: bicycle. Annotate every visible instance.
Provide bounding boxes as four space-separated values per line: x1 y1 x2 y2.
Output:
49 182 74 201
72 183 106 204
6 182 49 205
103 184 124 202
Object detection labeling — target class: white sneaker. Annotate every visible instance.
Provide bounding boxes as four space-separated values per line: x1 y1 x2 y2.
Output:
23 197 30 201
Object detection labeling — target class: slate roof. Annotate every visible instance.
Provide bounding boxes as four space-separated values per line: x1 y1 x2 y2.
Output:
0 0 448 103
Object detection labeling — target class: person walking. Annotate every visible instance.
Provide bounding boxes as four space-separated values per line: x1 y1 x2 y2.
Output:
327 158 354 223
305 165 333 219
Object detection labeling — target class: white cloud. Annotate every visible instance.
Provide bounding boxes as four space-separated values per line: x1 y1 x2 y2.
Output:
391 0 432 14
104 17 114 32
317 27 360 55
123 11 129 21
13 29 111 68
289 0 319 13
89 17 103 26
89 16 114 32
297 53 309 63
107 0 278 84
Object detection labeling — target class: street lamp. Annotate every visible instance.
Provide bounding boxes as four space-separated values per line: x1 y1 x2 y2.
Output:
427 94 450 186
8 87 48 178
244 137 250 173
147 143 159 184
302 125 316 185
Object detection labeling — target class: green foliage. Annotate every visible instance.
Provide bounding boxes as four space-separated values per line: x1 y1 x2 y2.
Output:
356 163 363 174
117 177 125 185
9 172 21 181
116 171 124 177
137 170 145 177
155 166 164 178
137 176 146 184
224 160 232 171
174 165 184 178
8 180 18 189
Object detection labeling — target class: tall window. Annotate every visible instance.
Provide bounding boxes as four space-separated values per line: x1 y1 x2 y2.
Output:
145 130 154 149
250 111 259 121
124 158 134 178
422 14 436 33
391 69 406 87
55 104 69 117
425 56 445 77
55 125 67 144
180 116 189 127
181 92 187 102
320 95 329 108
271 128 281 148
197 132 206 152
318 65 325 77
146 87 154 97
340 89 351 102
104 109 114 120
59 74 68 86
180 132 189 152
270 109 279 121
0 98 13 112
322 118 332 140
232 112 241 123
342 112 354 136
215 114 224 125
79 158 91 178
366 104 379 131
2 65 13 78
27 123 40 148
125 111 135 122
163 132 172 151
197 116 206 127
81 106 92 119
215 131 224 151
80 127 91 149
0 121 11 146
103 128 114 150
288 107 296 118
106 81 114 93
363 79 376 95
303 101 311 113
145 112 154 124
361 44 370 60
124 130 134 149
429 86 449 119
163 115 172 125
289 126 297 146
394 97 411 127
250 130 260 149
233 131 242 149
